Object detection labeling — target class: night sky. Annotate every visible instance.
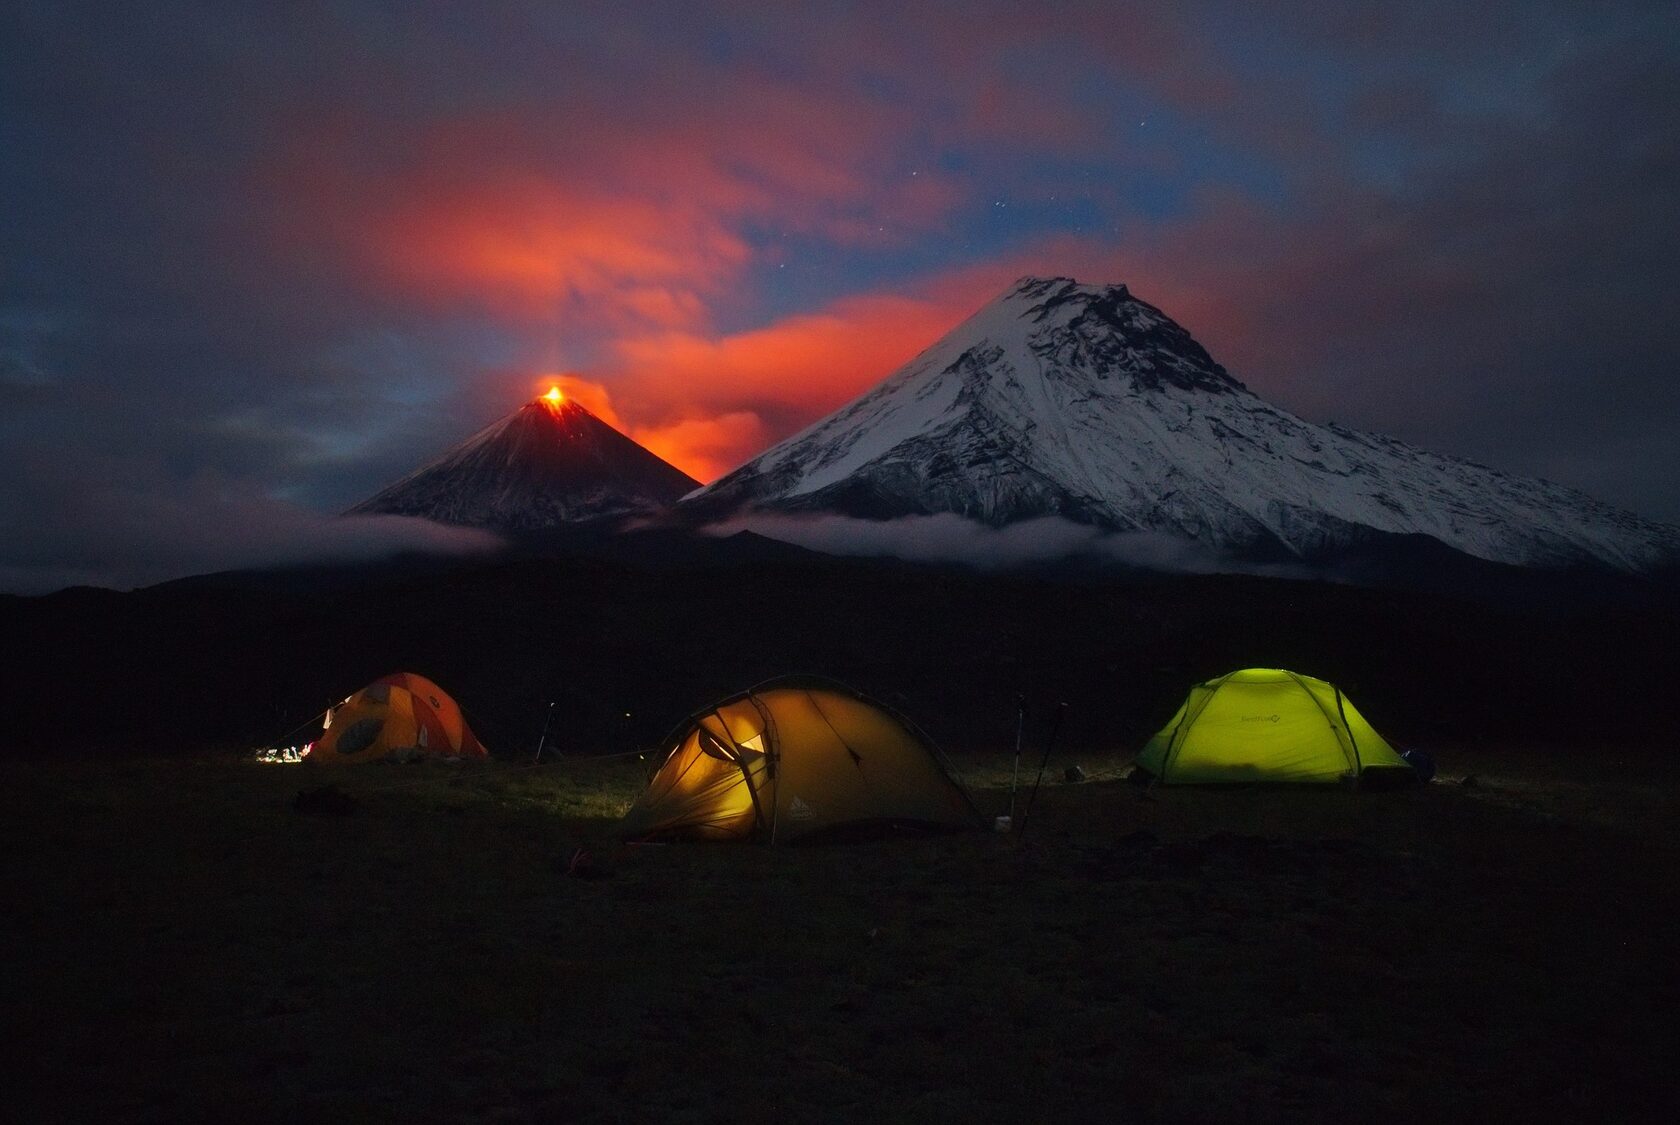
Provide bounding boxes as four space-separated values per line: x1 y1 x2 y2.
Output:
4 2 1678 591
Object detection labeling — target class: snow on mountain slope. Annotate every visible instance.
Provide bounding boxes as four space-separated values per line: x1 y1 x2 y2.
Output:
684 277 1680 572
349 394 699 532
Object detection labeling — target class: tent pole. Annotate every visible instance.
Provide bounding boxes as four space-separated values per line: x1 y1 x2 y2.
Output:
1016 702 1067 840
1007 695 1026 822
532 701 555 763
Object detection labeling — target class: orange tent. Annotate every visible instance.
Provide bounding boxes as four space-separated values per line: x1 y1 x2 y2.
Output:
622 680 980 842
304 673 487 765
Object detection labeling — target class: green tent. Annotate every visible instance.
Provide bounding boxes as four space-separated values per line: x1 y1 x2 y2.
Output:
1135 668 1414 785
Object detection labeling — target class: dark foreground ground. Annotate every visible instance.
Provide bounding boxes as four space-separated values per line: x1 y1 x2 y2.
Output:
4 745 1676 1123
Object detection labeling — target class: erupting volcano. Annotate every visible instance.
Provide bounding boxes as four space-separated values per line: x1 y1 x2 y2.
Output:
348 391 699 532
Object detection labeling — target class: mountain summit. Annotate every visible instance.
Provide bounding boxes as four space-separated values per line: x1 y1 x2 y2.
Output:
684 276 1680 572
349 391 699 532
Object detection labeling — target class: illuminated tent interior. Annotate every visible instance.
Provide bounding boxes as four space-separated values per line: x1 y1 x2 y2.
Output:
621 680 982 842
303 672 488 765
1135 668 1413 785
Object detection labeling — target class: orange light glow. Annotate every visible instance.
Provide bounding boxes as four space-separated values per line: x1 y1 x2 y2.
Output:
544 386 564 404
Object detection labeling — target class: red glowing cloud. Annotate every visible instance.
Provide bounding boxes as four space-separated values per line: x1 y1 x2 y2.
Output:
268 83 966 335
608 292 974 417
377 180 750 325
522 373 760 482
585 290 976 480
630 412 769 484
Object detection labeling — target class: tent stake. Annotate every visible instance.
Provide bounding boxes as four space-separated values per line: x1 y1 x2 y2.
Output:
1016 702 1067 841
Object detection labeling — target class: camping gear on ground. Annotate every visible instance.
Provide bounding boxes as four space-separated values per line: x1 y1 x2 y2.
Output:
1400 747 1436 782
303 672 488 765
620 678 982 843
1134 668 1413 785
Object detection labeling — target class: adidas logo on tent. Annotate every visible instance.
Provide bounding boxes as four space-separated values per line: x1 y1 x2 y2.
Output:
787 796 815 821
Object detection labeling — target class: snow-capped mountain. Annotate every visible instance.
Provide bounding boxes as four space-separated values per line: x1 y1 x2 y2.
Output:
683 276 1680 572
349 393 698 532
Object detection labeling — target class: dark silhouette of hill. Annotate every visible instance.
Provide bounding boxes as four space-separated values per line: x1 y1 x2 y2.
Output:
2 533 1676 759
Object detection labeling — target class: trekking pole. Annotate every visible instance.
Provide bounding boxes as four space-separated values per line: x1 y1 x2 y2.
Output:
532 701 556 763
1016 702 1068 840
1007 695 1027 823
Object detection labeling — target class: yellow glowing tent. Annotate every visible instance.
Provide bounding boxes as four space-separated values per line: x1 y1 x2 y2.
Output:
1135 668 1412 785
303 673 488 765
621 680 981 842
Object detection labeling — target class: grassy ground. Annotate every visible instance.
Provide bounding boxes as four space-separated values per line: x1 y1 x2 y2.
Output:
3 746 1676 1123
